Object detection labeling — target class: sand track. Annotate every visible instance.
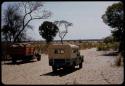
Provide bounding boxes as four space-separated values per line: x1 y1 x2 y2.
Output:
1 48 124 85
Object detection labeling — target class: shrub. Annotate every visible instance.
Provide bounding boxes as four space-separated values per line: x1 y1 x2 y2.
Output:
97 42 118 51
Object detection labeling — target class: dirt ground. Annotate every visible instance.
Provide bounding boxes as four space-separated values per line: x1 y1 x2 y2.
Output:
1 48 124 85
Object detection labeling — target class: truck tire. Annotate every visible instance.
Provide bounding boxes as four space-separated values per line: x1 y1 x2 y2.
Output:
52 66 57 72
82 56 84 62
22 56 31 62
12 57 16 63
79 62 82 69
70 63 75 70
71 65 75 70
36 54 41 61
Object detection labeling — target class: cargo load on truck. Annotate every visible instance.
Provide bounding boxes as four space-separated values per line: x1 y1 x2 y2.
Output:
8 43 41 63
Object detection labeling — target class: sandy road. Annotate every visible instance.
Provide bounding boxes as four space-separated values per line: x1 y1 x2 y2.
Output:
1 48 124 85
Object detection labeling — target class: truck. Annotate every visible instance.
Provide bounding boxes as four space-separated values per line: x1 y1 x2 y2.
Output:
8 43 41 63
48 43 84 72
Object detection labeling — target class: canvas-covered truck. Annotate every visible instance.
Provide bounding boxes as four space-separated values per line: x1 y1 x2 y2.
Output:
48 43 84 72
8 43 41 63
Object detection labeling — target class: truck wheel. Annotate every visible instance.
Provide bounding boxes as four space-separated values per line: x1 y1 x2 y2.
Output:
37 55 41 61
70 65 75 70
79 62 82 69
52 66 57 72
12 58 16 63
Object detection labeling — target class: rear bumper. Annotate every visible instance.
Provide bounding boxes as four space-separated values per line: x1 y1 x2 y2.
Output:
49 59 71 68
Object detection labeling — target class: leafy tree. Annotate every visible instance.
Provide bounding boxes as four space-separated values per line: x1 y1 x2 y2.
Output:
39 21 59 43
102 2 124 57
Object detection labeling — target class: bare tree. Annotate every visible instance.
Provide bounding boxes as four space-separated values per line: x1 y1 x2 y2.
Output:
1 4 25 42
14 2 52 42
54 20 72 44
2 2 52 43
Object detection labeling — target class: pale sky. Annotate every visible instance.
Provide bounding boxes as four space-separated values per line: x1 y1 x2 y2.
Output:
2 1 119 41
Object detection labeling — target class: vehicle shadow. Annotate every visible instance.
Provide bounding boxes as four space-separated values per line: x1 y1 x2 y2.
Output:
3 60 37 65
102 51 118 56
41 68 81 77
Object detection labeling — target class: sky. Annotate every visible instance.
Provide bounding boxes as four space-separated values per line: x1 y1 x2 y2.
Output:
1 1 119 41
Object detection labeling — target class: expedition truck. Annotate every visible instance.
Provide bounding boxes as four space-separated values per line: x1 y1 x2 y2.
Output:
8 43 41 63
48 43 84 72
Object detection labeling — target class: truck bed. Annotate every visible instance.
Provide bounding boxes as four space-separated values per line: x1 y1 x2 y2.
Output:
8 43 35 57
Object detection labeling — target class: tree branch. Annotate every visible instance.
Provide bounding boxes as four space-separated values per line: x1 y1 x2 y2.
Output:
14 2 50 42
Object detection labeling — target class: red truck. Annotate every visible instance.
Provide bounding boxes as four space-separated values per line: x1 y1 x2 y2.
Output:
8 43 41 63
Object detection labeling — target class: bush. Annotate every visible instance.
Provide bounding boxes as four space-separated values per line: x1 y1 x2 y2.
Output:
97 42 118 51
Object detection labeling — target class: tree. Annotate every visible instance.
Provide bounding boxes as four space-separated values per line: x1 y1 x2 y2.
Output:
1 4 26 43
102 2 124 57
54 20 72 44
2 2 52 43
14 2 52 42
39 21 59 43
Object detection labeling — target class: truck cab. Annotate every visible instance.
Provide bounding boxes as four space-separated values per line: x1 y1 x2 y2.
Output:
48 43 84 72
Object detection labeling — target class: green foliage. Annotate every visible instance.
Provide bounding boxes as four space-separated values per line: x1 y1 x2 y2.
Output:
102 2 123 29
39 21 59 43
97 42 119 51
103 36 114 44
102 2 124 56
97 43 107 51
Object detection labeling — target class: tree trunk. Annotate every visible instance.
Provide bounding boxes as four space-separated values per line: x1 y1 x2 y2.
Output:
115 53 122 66
118 31 125 57
61 38 63 44
44 43 51 54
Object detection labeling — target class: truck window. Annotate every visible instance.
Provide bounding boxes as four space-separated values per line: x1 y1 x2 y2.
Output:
54 49 64 54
